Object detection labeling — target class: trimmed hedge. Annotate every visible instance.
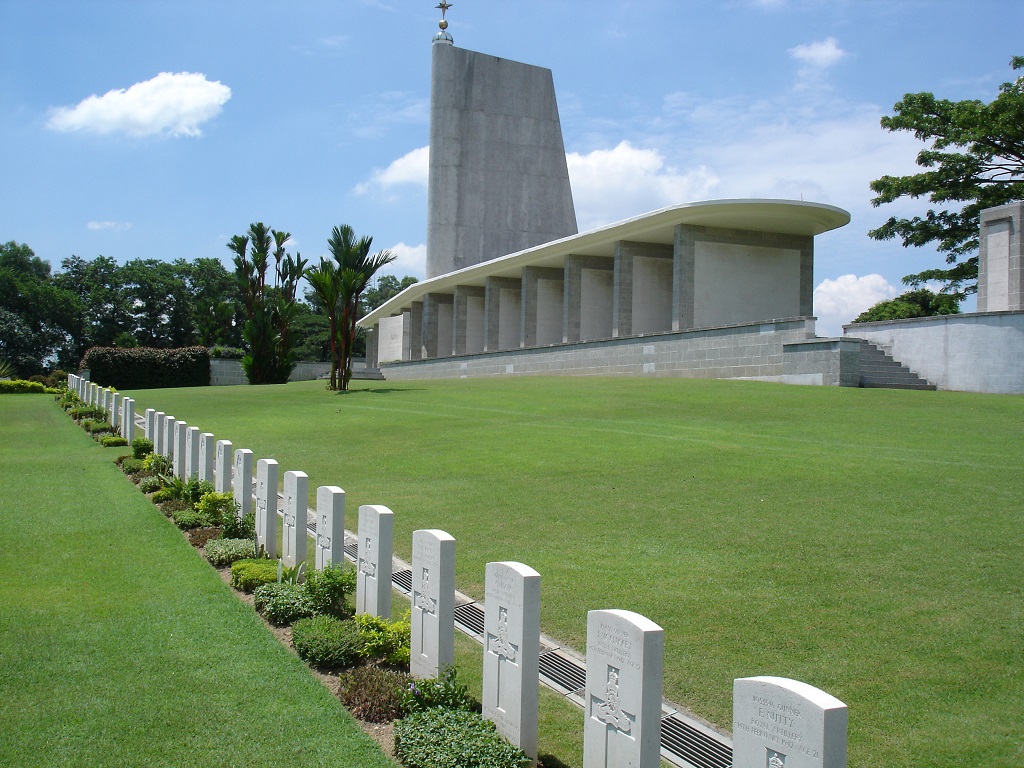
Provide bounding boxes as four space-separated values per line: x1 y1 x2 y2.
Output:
394 708 530 768
0 380 48 394
80 346 210 389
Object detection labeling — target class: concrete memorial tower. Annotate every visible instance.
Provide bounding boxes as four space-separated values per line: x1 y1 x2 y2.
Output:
426 2 577 279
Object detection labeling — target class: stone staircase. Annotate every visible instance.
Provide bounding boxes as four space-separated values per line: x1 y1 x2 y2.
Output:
856 340 936 390
349 367 386 381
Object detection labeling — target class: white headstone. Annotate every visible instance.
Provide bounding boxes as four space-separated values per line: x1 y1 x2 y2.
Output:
123 398 135 444
184 426 200 480
282 470 308 568
315 486 345 570
172 421 187 477
154 412 166 455
483 561 541 761
583 609 664 768
733 676 848 768
255 458 279 558
145 408 156 441
356 504 394 618
410 528 456 679
110 392 121 430
163 416 177 461
198 433 215 483
216 439 234 494
233 448 253 519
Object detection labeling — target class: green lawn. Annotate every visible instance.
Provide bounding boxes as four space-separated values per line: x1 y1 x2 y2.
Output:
0 395 393 768
125 377 1023 768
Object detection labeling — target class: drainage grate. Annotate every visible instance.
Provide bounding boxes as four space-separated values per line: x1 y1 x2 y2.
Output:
538 650 586 693
392 569 412 593
661 714 733 768
454 603 485 635
343 542 359 560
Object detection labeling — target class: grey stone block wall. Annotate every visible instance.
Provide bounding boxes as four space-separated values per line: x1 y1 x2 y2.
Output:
782 338 861 387
210 359 331 386
844 311 1024 394
977 201 1023 312
380 318 816 382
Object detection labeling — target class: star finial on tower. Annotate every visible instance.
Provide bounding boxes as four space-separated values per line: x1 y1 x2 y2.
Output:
433 1 454 45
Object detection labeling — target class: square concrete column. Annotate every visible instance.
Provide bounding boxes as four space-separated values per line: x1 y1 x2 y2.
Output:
365 325 379 369
422 293 455 359
977 201 1024 312
453 285 486 355
521 266 563 347
613 240 673 338
400 310 413 361
563 254 613 343
408 301 423 361
485 277 522 352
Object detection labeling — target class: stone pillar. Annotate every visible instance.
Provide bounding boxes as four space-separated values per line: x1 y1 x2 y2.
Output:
564 255 613 343
198 433 215 483
366 326 379 369
282 470 308 568
409 301 424 361
521 267 563 347
977 201 1024 312
255 458 279 559
315 486 345 570
485 276 522 352
401 308 413 361
422 293 454 359
454 285 486 355
233 448 253 519
483 561 541 762
215 440 233 494
733 676 848 768
613 240 673 338
356 504 394 619
411 528 456 679
583 609 663 768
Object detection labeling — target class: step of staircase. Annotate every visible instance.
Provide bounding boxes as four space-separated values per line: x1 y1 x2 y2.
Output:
350 367 386 381
856 340 936 390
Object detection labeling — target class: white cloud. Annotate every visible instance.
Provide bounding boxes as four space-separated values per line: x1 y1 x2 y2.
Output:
47 72 230 138
567 141 719 230
383 241 426 278
789 37 847 70
355 145 429 196
87 220 131 231
813 273 897 336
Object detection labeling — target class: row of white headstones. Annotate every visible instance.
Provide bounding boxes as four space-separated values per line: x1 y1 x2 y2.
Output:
67 373 849 768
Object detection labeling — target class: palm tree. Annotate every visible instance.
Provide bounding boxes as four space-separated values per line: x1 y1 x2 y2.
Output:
326 225 395 391
305 259 343 390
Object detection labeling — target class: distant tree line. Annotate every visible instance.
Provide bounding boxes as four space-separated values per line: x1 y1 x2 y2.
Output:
0 237 416 380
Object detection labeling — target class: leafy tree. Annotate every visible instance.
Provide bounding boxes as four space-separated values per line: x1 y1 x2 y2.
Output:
869 56 1024 299
327 225 395 392
227 223 308 385
361 274 418 314
290 306 331 363
852 289 960 323
53 255 133 356
305 257 344 389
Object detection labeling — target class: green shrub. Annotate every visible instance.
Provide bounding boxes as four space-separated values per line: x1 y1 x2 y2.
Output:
87 420 112 434
354 612 411 667
291 615 363 668
230 558 278 592
254 582 317 626
337 665 412 723
120 458 145 475
209 345 245 359
151 487 177 505
171 507 214 530
131 436 154 459
304 564 357 618
138 475 163 494
69 405 103 421
80 345 210 389
394 708 529 768
205 538 256 567
399 667 477 716
142 453 171 474
101 435 128 448
222 509 255 540
0 379 47 394
194 490 234 525
183 477 214 506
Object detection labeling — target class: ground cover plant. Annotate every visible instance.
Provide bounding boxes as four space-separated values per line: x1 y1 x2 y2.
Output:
0 396 393 768
124 377 1024 768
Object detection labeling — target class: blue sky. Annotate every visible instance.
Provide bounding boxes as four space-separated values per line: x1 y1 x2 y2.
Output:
2 0 1021 334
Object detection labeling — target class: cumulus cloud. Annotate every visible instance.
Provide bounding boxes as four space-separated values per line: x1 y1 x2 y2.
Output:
355 145 429 196
47 72 231 138
789 37 847 69
87 221 131 231
384 242 427 278
567 141 719 230
813 273 897 336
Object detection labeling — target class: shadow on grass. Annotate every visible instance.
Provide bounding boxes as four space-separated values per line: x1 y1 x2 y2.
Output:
337 387 425 395
538 754 572 768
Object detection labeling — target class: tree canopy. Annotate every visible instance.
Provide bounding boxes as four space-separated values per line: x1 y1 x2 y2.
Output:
852 288 960 324
869 56 1024 300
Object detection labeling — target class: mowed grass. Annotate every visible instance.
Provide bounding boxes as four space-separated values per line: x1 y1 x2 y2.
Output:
126 376 1024 768
0 396 393 768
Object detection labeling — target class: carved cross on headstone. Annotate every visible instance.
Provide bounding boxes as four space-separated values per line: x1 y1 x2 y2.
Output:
414 566 438 655
360 536 376 577
590 666 637 760
486 606 519 712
